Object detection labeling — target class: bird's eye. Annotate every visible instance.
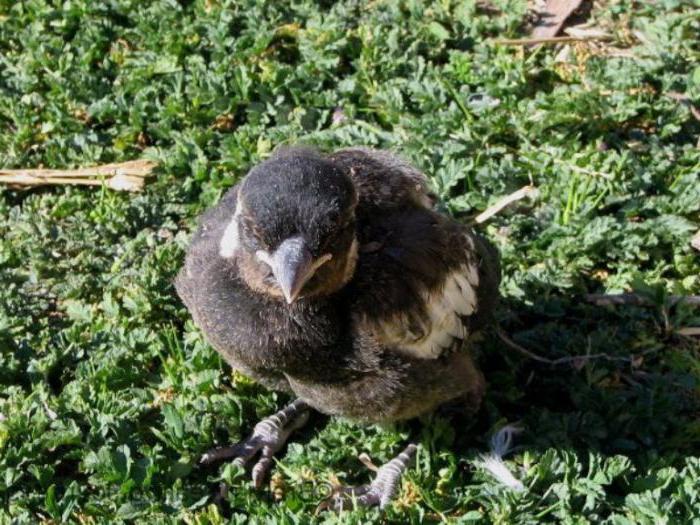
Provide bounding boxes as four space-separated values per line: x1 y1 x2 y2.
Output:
261 265 274 281
327 210 341 225
245 235 261 251
320 219 354 253
240 220 253 238
241 219 268 251
338 218 355 233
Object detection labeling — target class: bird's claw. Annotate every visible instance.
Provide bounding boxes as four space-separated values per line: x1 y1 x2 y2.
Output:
323 482 386 511
319 443 418 511
200 399 310 488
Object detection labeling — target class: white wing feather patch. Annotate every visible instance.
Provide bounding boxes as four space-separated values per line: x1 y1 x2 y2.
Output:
398 259 480 359
219 206 241 258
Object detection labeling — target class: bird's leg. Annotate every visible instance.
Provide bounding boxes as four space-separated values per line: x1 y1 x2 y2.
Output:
325 443 418 511
200 399 310 488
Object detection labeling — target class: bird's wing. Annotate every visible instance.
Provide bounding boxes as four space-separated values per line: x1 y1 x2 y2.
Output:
338 151 500 360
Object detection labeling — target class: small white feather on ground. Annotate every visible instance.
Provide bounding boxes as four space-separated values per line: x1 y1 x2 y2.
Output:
476 424 525 492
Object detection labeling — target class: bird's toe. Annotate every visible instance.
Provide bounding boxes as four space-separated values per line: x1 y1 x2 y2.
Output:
200 399 310 488
320 443 418 511
199 440 259 466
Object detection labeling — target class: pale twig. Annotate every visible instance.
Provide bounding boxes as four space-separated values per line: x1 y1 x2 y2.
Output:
497 328 554 364
474 185 538 224
585 293 700 307
0 160 157 192
358 453 379 472
496 328 660 367
493 35 611 46
564 26 611 40
677 327 700 337
0 160 156 178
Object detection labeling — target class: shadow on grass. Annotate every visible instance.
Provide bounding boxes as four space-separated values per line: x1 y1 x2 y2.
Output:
426 289 700 483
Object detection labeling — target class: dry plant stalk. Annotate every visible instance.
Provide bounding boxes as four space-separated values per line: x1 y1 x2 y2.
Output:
474 185 539 224
585 293 700 307
677 327 700 337
494 35 611 46
0 159 157 192
498 292 700 365
498 328 663 367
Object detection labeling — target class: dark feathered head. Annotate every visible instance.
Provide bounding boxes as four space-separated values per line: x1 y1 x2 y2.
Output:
219 148 358 303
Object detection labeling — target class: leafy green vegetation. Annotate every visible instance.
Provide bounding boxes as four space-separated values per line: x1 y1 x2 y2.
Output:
1 0 699 522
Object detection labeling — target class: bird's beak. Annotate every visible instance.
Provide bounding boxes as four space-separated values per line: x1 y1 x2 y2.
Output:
259 236 332 304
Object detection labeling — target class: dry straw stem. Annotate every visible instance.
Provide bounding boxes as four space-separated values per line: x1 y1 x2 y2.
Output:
0 159 157 192
585 293 700 307
474 185 539 224
494 35 612 46
497 328 664 367
500 293 700 365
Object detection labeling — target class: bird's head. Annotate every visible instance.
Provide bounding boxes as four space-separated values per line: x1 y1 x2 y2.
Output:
220 148 358 304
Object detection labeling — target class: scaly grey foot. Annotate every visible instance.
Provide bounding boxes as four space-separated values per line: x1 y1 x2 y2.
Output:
325 443 418 510
200 399 310 488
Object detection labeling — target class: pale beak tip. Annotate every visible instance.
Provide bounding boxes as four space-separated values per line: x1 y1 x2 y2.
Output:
280 286 298 304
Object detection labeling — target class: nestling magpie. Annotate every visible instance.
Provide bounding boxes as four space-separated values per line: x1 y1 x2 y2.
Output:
175 147 500 509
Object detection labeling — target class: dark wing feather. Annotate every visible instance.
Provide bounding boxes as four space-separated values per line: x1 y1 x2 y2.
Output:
334 148 500 359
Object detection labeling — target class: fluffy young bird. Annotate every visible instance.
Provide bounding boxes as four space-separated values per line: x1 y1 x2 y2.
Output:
175 147 500 508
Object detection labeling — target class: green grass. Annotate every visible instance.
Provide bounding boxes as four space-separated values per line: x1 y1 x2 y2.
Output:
1 0 699 523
